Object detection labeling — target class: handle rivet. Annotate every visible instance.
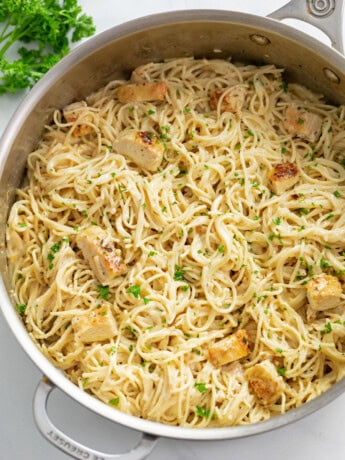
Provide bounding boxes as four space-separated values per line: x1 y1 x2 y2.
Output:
250 34 271 46
323 67 340 83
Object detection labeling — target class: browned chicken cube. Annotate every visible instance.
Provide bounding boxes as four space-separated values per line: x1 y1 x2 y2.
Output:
113 131 164 171
72 306 117 343
307 273 342 311
76 226 126 284
246 360 284 406
63 101 93 137
268 162 300 195
283 104 322 142
208 330 249 367
116 82 167 103
209 85 246 114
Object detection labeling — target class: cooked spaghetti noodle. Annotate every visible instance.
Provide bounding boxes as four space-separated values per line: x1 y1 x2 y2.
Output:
7 58 345 427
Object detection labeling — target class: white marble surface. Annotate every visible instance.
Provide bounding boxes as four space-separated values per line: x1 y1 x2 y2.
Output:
1 1 345 459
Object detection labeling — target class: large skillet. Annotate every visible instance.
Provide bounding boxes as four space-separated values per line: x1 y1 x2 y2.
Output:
1 1 345 458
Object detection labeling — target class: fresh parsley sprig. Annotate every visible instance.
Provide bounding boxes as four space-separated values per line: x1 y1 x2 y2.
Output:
0 0 95 94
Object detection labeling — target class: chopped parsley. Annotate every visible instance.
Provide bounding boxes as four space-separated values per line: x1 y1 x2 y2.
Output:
97 285 109 301
281 147 287 154
217 245 225 254
124 325 137 337
143 297 150 305
280 82 288 93
174 265 186 281
147 109 155 115
181 285 189 291
184 106 191 113
297 117 305 125
194 382 207 393
273 217 282 226
129 344 134 352
16 304 26 316
127 284 141 298
252 181 259 187
118 184 126 202
298 208 308 216
149 251 157 256
320 322 332 335
277 366 286 377
196 406 211 418
247 129 254 136
320 256 332 269
108 397 120 406
276 347 283 354
326 213 334 220
333 190 341 198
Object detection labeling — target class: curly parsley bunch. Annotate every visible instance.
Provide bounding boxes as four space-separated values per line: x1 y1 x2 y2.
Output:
0 0 95 94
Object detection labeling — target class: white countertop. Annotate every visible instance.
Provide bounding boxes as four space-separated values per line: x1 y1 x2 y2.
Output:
1 1 345 459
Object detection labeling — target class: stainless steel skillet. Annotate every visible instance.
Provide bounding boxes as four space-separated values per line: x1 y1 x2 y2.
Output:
1 1 345 458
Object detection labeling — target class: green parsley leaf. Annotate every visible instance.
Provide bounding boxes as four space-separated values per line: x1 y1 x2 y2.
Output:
108 397 119 406
174 265 185 281
143 297 150 305
276 347 283 354
320 322 332 335
297 117 305 125
320 256 332 269
277 366 286 376
97 285 109 301
279 82 288 93
16 303 26 316
124 325 137 338
298 208 308 216
273 217 281 226
281 147 287 154
217 245 225 254
149 251 157 256
181 285 189 291
147 109 155 115
326 213 334 220
127 284 141 298
184 106 191 113
0 1 95 95
333 190 341 198
196 406 211 418
194 382 207 393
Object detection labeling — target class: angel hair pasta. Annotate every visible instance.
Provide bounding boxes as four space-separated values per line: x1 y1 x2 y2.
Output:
7 58 345 427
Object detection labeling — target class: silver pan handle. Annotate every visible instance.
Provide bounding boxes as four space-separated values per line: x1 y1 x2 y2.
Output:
268 0 344 54
33 378 158 460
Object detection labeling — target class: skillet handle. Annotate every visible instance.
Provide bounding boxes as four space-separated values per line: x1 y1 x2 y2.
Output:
268 0 344 54
33 378 158 460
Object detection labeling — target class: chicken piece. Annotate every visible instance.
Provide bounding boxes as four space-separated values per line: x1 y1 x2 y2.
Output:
76 226 126 284
283 104 322 142
72 306 117 343
116 82 167 103
63 101 93 137
208 330 249 367
130 64 149 83
209 85 246 114
246 360 284 405
268 162 299 195
113 131 164 171
307 273 342 311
